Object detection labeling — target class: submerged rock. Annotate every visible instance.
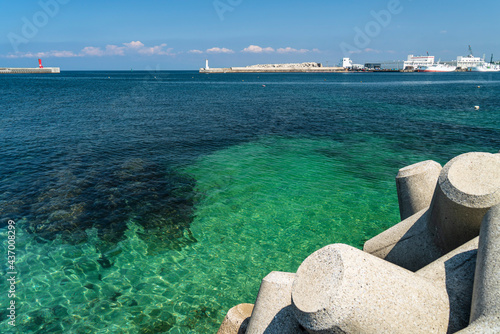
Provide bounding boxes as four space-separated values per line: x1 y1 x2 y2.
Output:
139 312 176 334
97 254 113 268
15 158 196 250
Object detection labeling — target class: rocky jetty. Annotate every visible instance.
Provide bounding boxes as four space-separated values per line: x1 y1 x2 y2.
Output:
217 151 500 334
200 62 345 73
244 62 322 69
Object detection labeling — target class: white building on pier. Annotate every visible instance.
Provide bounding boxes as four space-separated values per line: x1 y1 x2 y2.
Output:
456 55 483 69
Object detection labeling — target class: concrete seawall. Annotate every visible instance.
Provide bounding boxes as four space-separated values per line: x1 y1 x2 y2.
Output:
199 67 347 73
0 67 60 74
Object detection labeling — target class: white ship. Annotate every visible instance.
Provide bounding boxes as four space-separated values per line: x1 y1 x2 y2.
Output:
469 55 500 72
403 54 435 70
417 63 456 72
469 63 500 72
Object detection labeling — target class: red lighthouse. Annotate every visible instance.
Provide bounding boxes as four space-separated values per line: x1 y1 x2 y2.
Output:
38 59 43 69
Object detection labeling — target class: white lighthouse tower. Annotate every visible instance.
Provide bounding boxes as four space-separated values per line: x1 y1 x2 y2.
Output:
205 59 209 70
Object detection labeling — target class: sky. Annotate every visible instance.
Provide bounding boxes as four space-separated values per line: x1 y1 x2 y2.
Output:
1 0 499 70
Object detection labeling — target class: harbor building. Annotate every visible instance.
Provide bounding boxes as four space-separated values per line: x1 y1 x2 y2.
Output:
364 63 382 70
342 58 364 70
456 55 482 69
456 46 483 69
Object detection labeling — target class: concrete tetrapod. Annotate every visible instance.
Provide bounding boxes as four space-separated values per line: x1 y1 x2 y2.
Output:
217 303 254 334
246 271 305 334
363 208 441 271
291 244 449 334
456 205 500 333
396 160 442 220
365 152 500 271
429 152 500 253
416 237 478 333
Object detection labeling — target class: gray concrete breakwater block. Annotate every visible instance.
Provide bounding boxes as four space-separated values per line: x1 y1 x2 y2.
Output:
291 244 449 333
363 207 441 271
365 152 500 271
429 152 500 253
396 160 442 220
217 303 254 334
456 204 500 333
416 237 478 333
246 271 305 334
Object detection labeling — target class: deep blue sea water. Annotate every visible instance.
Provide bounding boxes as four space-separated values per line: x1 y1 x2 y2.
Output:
0 71 499 333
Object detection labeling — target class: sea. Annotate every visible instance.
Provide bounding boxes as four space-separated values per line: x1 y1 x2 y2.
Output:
0 71 499 333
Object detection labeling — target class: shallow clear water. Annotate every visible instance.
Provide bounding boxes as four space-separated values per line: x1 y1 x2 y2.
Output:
0 71 499 333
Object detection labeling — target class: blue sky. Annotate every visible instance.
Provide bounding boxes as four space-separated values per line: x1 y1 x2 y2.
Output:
1 0 499 70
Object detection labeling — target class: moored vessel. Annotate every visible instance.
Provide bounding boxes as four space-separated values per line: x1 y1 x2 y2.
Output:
469 63 500 72
469 55 500 72
417 63 456 72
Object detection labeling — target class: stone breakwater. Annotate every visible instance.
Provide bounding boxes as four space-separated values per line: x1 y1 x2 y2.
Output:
0 67 60 73
217 151 500 334
200 62 346 73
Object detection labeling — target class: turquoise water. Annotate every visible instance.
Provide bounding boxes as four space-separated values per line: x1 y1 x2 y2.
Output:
0 71 499 333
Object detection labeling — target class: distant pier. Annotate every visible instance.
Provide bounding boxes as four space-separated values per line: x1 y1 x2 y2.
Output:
0 67 60 74
200 61 346 73
200 67 346 73
1 59 60 74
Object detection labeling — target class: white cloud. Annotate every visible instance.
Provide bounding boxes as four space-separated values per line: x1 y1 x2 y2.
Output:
346 49 362 54
105 45 126 56
3 42 321 59
80 46 105 56
363 48 381 53
440 30 448 34
80 45 126 57
206 47 234 54
276 47 309 54
123 41 144 49
240 45 316 54
242 45 275 53
5 50 78 58
3 41 175 58
49 50 78 57
344 48 385 55
136 43 173 56
81 41 172 56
